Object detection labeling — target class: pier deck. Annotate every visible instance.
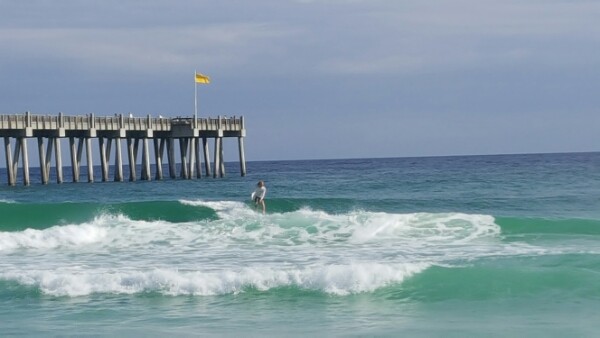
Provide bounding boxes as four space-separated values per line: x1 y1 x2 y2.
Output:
0 112 246 185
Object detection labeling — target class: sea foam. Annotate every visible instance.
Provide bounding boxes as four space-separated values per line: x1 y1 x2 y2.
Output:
0 262 430 297
0 223 107 251
347 212 500 243
0 201 502 252
180 199 501 245
0 200 557 298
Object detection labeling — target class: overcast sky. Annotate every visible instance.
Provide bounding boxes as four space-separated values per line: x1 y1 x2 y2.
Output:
1 0 599 161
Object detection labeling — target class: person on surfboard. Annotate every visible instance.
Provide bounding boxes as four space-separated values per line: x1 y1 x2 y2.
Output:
252 180 267 214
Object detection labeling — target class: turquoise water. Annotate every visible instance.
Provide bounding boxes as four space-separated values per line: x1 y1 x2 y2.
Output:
1 152 600 336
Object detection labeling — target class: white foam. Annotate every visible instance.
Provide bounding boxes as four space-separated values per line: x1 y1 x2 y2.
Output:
0 223 108 251
0 201 503 256
0 262 430 297
0 202 564 298
179 201 501 246
348 212 500 244
0 213 193 252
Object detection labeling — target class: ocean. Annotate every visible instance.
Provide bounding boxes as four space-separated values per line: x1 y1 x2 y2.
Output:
1 152 599 336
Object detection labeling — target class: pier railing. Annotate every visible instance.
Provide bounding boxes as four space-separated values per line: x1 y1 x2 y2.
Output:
0 113 245 132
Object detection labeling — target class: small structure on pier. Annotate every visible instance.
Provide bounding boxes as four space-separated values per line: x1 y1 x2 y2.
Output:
0 112 246 185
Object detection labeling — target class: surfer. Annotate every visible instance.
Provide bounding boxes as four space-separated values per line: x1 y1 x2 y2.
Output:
252 180 267 214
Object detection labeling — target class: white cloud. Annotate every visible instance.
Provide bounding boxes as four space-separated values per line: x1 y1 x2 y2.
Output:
0 23 296 75
309 0 600 75
2 0 598 78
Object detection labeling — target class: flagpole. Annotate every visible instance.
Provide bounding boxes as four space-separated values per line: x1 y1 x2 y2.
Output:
194 70 198 128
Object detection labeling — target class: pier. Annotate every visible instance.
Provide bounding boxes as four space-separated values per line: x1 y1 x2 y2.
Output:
0 112 246 185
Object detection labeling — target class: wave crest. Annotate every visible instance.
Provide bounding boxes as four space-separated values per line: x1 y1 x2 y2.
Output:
0 222 108 251
1 262 430 297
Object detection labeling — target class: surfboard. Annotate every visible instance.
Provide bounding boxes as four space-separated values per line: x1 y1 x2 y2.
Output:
251 192 256 200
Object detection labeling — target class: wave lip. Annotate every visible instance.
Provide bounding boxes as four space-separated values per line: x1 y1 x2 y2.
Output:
179 199 253 219
1 262 431 297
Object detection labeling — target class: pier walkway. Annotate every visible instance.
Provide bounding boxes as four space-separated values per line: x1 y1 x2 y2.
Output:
0 112 246 185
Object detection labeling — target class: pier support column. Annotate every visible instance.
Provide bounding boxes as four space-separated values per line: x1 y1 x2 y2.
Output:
142 138 151 181
154 138 164 180
219 137 225 177
37 137 54 184
106 138 113 180
77 138 84 182
86 137 93 183
115 138 124 182
44 138 54 184
213 137 221 178
20 137 30 186
46 137 56 181
13 139 22 185
179 138 189 179
238 136 246 177
167 138 176 179
99 137 109 182
203 138 211 177
69 137 82 183
127 138 137 181
4 137 15 186
196 138 202 178
54 138 63 184
189 137 196 179
12 139 21 184
38 137 48 184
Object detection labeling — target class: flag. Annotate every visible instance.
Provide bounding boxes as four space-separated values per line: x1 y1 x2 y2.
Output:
195 72 210 84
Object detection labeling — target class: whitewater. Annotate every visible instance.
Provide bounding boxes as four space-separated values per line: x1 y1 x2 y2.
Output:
1 203 509 297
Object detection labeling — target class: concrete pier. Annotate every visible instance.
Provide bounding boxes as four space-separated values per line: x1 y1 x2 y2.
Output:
0 112 247 186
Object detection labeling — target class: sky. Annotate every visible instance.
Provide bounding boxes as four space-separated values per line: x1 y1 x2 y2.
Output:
1 0 599 161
